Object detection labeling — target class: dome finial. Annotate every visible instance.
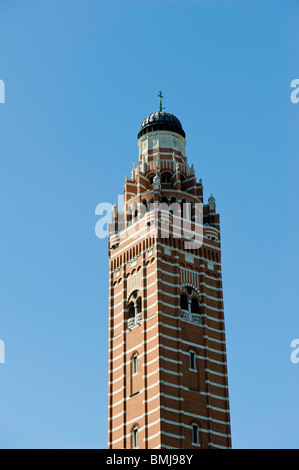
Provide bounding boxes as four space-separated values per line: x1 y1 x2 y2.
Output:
158 90 164 112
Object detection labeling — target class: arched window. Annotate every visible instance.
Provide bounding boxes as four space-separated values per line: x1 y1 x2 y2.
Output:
161 196 169 206
142 199 148 212
127 291 142 329
180 294 188 311
180 288 202 326
161 172 172 183
148 173 155 185
191 298 200 314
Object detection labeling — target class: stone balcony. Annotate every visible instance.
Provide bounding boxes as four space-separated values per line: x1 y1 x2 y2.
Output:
181 309 202 326
127 313 142 330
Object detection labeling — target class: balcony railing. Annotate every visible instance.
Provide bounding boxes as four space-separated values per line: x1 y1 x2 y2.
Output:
181 310 202 325
127 313 142 330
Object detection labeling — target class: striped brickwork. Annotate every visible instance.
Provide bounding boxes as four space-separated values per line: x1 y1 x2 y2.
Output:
107 129 231 449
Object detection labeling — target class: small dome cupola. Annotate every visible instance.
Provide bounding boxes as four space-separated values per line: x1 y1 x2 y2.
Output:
137 111 185 139
137 91 185 139
137 92 186 161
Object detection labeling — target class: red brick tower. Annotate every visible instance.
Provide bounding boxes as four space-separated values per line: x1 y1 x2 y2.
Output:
107 102 231 449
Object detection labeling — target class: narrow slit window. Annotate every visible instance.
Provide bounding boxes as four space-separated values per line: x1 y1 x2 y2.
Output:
190 351 196 371
133 427 138 448
133 355 138 375
192 424 199 444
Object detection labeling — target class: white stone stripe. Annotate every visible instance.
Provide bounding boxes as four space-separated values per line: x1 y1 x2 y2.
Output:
149 421 230 439
207 404 230 413
109 340 160 368
109 338 227 368
143 424 231 445
109 406 160 432
110 237 221 268
137 265 222 285
144 392 184 404
208 442 230 449
108 402 230 424
109 373 228 398
109 351 180 376
144 368 183 379
109 332 159 356
109 383 168 409
158 332 226 356
205 368 228 377
109 325 226 356
206 380 228 389
109 417 230 446
159 344 227 366
201 391 229 401
108 386 125 396
180 408 230 425
109 374 125 385
204 335 226 344
111 365 169 388
109 378 228 409
109 422 147 446
144 430 185 442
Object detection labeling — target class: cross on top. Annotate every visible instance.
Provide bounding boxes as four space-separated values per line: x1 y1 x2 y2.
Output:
158 91 164 112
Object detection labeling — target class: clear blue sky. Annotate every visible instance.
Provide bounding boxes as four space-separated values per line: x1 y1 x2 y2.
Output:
0 0 299 449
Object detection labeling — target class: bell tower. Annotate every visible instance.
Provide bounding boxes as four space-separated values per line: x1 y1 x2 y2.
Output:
107 98 231 449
